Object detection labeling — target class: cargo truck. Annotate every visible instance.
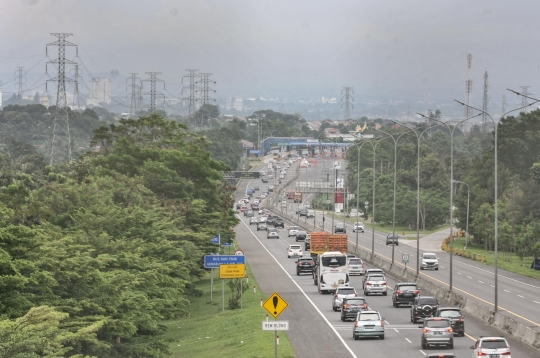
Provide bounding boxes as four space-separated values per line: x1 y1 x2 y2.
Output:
293 192 302 203
309 232 348 258
287 188 296 199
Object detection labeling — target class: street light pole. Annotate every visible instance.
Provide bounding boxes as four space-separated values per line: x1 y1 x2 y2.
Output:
455 99 537 311
453 180 470 249
370 136 391 258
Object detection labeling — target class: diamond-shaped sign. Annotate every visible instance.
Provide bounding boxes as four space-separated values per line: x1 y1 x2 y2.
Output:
263 292 288 319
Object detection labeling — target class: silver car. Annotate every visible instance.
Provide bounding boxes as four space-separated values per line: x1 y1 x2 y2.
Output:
347 257 364 276
331 286 357 311
420 317 454 349
470 337 511 358
352 310 385 340
363 274 387 296
288 226 299 237
353 222 365 233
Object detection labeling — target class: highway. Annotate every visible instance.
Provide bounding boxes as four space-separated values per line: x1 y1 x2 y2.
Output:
234 156 539 358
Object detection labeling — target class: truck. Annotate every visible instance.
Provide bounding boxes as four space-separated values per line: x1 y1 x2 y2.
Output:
287 188 296 199
247 189 254 197
293 192 302 203
309 232 348 258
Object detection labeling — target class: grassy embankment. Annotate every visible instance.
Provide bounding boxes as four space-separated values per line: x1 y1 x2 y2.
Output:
162 262 296 357
450 237 540 279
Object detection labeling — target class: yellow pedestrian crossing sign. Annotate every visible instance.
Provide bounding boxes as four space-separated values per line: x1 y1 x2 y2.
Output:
263 292 288 318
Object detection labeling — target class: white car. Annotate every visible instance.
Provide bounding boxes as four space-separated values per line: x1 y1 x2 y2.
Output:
347 257 364 276
470 337 511 358
353 222 365 233
420 253 439 270
268 185 274 192
288 226 299 237
259 215 268 223
261 193 267 199
287 244 303 258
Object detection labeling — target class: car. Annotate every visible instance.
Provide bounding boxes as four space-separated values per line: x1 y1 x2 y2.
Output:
249 217 259 225
363 274 387 296
268 185 274 192
352 310 385 340
262 178 268 183
273 218 284 228
261 193 267 198
295 230 308 242
392 282 420 307
386 234 399 245
244 209 254 217
256 222 267 231
281 202 287 208
296 257 316 275
332 286 358 311
347 257 364 276
266 215 276 225
420 317 454 349
287 244 303 258
470 337 511 358
334 222 347 233
254 186 259 191
296 207 308 216
410 296 439 323
362 269 384 287
251 204 259 211
304 236 311 251
421 252 439 270
307 209 315 218
435 307 465 337
353 222 365 233
340 297 368 321
267 228 279 239
240 205 248 212
288 226 300 237
259 215 268 223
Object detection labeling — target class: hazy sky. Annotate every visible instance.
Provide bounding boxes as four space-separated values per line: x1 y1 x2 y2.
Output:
2 0 540 112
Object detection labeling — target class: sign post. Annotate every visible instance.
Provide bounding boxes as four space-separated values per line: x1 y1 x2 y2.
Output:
209 235 220 303
263 292 289 358
402 253 409 270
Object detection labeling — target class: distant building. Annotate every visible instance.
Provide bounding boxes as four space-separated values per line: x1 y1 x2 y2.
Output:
226 97 244 111
88 77 111 106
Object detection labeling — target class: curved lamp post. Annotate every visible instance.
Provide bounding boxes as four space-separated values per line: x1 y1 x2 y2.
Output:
455 98 537 312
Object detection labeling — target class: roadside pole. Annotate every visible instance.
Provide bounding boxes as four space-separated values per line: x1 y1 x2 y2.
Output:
222 279 224 311
210 268 213 302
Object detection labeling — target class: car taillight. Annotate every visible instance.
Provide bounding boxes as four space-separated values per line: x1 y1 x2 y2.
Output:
361 264 364 268
335 293 338 297
446 328 453 333
354 293 358 297
380 320 384 327
501 351 511 356
477 351 488 356
396 290 402 295
367 282 372 286
310 262 315 266
355 321 359 327
381 281 386 286
343 304 349 309
422 328 430 333
363 304 367 309
414 290 420 295
457 316 464 322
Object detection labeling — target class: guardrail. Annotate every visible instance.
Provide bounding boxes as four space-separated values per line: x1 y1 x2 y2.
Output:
441 237 487 263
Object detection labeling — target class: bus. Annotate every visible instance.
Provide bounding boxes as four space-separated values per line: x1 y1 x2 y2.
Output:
316 251 349 294
293 192 302 203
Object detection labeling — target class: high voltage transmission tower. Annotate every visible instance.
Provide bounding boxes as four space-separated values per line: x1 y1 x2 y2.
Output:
183 69 200 117
464 54 473 130
14 67 27 98
196 73 216 106
46 33 77 165
143 72 165 113
70 64 83 109
520 86 531 113
127 73 141 117
341 87 354 120
482 71 489 129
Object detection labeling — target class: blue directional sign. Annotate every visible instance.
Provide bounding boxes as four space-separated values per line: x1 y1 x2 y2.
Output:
204 255 246 268
210 234 220 244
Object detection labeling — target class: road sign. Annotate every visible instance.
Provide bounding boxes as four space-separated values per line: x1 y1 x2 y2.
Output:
234 250 244 256
326 200 330 204
219 264 246 278
204 255 246 268
263 292 289 319
210 234 220 244
402 254 409 263
262 321 289 331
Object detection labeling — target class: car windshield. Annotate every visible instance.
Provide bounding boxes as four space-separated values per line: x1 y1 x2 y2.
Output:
358 313 380 321
297 231 307 235
345 298 365 305
335 223 344 227
290 226 299 231
419 298 438 305
439 310 461 318
425 320 450 328
424 254 437 259
481 340 507 349
321 256 346 267
368 275 384 281
337 288 355 295
398 285 417 291
349 259 362 264
355 222 363 226
299 259 313 263
290 245 301 249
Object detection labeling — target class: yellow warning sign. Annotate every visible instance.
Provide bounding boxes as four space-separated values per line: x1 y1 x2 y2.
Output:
219 264 246 279
263 292 289 319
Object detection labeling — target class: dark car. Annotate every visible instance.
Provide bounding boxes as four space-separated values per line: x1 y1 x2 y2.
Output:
435 307 465 337
340 297 368 322
304 237 311 251
254 186 260 191
334 222 346 233
266 215 276 225
411 296 439 323
244 209 254 217
386 234 399 245
262 178 268 183
295 230 308 242
392 282 420 307
296 257 316 275
273 217 284 228
256 222 267 231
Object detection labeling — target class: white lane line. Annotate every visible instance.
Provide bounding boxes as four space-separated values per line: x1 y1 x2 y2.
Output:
419 350 427 356
405 338 412 343
467 276 472 279
457 272 462 275
490 285 495 287
394 328 399 332
534 301 540 305
504 290 510 293
517 295 524 298
479 281 484 283
440 266 444 268
384 320 390 324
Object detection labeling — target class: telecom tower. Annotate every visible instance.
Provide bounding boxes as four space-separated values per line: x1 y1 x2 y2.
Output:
46 33 77 165
127 73 141 117
143 72 165 113
464 54 473 132
196 73 216 105
520 86 531 113
70 64 83 109
183 69 200 117
341 87 354 120
14 67 27 98
482 71 489 129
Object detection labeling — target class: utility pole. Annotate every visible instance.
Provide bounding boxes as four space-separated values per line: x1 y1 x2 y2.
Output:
46 33 77 165
502 95 506 115
183 69 200 120
70 64 83 109
143 72 165 114
519 86 531 113
15 67 27 99
341 87 354 120
464 54 473 133
482 71 489 130
128 73 141 117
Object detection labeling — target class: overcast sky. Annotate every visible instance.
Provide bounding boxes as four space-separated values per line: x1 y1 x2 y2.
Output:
2 0 540 112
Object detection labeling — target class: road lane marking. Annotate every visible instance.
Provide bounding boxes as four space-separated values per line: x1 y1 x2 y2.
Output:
517 295 524 298
479 281 484 283
457 272 462 275
464 332 477 341
419 350 427 356
504 290 510 293
467 276 472 279
534 301 540 305
405 338 412 343
394 328 399 332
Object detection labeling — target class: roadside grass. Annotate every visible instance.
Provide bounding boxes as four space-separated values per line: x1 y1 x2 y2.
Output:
450 237 540 279
162 263 296 358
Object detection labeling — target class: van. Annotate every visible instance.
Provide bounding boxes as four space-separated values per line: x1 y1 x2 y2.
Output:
307 209 315 218
297 207 308 217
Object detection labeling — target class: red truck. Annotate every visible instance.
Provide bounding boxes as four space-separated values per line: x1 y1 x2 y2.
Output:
309 232 348 258
287 188 296 200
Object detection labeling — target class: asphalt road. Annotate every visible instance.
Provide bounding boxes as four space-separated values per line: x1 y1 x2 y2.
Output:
234 156 539 357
